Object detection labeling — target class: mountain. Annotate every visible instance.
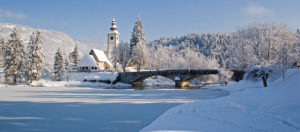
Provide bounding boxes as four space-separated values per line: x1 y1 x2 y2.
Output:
74 38 107 55
0 23 105 70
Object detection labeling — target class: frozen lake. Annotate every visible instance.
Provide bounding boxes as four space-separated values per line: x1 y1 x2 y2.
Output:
0 86 229 132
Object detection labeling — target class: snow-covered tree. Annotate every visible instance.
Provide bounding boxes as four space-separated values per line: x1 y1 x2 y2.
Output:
118 41 132 72
296 29 300 60
64 55 72 72
4 28 25 84
148 32 232 69
148 44 167 71
147 43 220 71
278 44 289 78
130 16 146 51
26 30 44 84
148 22 299 71
64 55 72 82
226 28 257 69
232 23 297 66
0 36 5 67
111 41 131 72
69 44 80 71
53 48 64 81
176 45 219 70
130 16 148 71
131 42 148 71
245 66 270 87
111 45 119 71
244 66 281 87
164 46 180 69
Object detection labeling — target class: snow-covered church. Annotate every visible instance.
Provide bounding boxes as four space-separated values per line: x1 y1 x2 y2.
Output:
77 18 119 72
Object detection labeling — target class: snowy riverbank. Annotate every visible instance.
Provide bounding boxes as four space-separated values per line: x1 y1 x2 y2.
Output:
141 69 300 132
30 71 132 88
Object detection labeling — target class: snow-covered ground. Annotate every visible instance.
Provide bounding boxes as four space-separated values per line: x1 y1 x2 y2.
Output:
30 71 132 88
0 85 229 132
1 69 299 132
141 69 300 132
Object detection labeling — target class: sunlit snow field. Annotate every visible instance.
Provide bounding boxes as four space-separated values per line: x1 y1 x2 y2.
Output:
141 69 300 132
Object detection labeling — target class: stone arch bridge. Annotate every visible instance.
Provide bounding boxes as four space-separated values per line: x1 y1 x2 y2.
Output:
117 69 219 87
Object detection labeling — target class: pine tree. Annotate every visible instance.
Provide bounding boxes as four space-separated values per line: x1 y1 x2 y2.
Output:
130 16 146 50
64 56 72 72
26 30 44 84
64 55 72 82
70 44 80 71
53 48 64 81
130 16 148 71
4 28 25 84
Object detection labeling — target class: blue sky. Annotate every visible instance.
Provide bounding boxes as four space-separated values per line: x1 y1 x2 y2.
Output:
0 0 299 42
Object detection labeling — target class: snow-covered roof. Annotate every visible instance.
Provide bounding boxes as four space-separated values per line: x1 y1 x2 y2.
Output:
90 49 113 67
77 54 98 67
108 30 119 34
111 25 117 28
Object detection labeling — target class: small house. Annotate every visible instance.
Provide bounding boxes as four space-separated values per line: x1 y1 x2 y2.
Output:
77 49 113 72
77 55 99 72
89 49 112 70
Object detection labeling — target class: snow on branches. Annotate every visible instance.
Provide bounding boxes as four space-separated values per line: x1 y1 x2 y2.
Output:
4 28 25 84
112 41 131 72
244 65 281 87
130 16 148 71
26 30 44 84
53 48 64 81
69 44 80 71
149 22 299 71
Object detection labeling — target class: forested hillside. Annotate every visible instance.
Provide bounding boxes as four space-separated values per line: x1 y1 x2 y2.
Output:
148 23 300 70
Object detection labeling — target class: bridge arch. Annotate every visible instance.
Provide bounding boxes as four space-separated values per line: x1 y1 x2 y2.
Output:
132 75 175 86
179 74 220 86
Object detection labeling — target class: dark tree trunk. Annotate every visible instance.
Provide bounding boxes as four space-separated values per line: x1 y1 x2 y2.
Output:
13 74 17 85
137 65 141 72
262 74 269 87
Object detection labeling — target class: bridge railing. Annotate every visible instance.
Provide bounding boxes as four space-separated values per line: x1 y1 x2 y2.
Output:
118 69 219 74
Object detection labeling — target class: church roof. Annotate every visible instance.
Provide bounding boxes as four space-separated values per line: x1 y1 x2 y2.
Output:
109 17 119 34
108 30 119 34
90 49 113 67
77 54 98 67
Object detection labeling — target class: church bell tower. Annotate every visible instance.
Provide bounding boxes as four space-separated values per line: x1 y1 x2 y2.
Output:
107 17 120 59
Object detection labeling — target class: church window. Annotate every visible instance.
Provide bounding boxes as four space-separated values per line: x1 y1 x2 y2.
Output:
110 36 114 40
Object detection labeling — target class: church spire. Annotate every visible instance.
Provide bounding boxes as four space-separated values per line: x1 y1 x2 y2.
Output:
110 17 117 31
107 17 120 59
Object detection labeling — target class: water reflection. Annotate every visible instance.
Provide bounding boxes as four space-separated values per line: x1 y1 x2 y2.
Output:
133 85 209 90
133 85 183 90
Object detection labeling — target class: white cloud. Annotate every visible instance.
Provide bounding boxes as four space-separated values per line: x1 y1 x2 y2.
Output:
242 3 275 17
0 9 28 20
